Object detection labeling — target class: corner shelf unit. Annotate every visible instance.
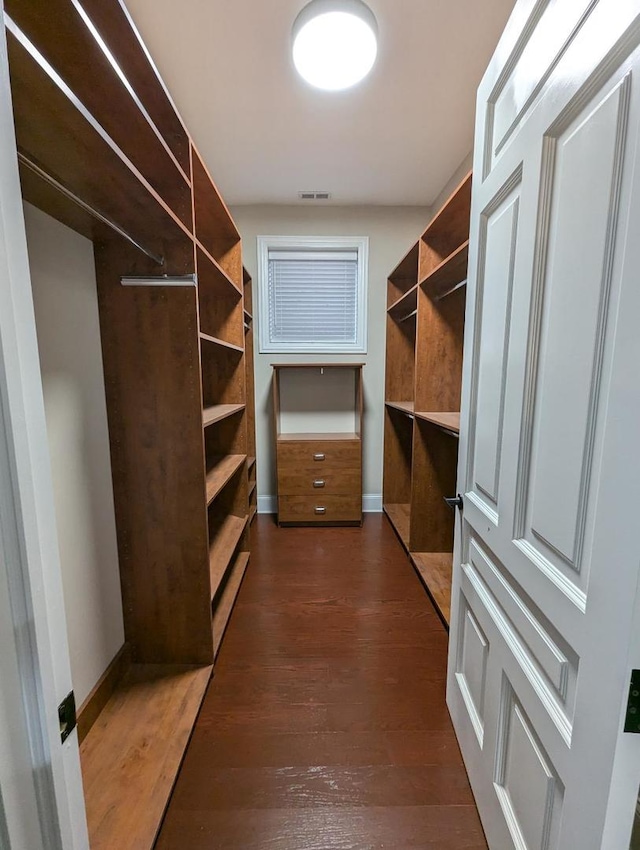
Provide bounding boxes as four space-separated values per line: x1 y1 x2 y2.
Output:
4 2 253 848
383 172 472 627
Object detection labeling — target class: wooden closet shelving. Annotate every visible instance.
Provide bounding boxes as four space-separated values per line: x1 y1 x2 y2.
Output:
199 332 245 353
206 454 247 505
4 1 255 847
383 172 472 627
203 403 246 427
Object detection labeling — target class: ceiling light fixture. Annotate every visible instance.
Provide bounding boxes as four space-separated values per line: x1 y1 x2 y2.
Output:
292 0 378 91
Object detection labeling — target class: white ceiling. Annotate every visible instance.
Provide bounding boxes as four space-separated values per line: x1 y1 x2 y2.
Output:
124 0 516 206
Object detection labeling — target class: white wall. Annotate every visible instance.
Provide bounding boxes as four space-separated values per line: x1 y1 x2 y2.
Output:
24 203 124 707
232 204 431 511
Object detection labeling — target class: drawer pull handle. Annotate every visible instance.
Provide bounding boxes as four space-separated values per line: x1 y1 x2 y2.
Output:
314 506 327 515
313 480 326 488
314 453 326 461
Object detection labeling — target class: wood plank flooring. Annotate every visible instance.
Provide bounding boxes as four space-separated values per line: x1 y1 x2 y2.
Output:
154 514 486 850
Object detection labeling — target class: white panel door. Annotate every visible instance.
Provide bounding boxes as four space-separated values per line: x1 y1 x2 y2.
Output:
448 2 640 848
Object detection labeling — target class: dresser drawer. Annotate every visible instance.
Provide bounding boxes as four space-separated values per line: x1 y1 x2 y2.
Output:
277 439 361 470
278 467 361 496
278 495 362 523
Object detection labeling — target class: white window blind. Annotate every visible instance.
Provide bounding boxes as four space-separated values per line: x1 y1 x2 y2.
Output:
268 250 358 346
258 237 368 354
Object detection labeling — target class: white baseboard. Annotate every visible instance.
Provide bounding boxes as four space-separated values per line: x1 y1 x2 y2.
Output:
362 494 383 512
257 495 277 514
257 494 382 514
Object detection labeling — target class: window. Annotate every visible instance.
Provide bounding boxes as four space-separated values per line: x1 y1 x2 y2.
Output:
257 235 368 353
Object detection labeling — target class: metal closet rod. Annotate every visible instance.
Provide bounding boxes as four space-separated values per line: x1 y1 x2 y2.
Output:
17 150 164 266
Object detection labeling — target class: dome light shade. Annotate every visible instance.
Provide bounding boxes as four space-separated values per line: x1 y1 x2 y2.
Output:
292 0 378 91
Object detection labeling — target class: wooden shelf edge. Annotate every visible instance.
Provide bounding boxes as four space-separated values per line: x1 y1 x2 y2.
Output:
190 142 241 242
249 504 257 523
385 400 415 418
419 241 469 299
209 514 249 600
414 411 460 435
248 480 257 497
247 456 256 470
277 432 361 442
196 239 243 295
202 403 245 428
387 282 419 316
199 332 244 354
388 241 419 283
206 454 247 505
271 362 366 369
8 18 195 248
213 551 250 657
80 663 211 850
410 552 453 628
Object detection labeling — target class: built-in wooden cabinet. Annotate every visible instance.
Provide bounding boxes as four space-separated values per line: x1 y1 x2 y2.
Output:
383 173 472 625
272 364 364 526
4 1 254 847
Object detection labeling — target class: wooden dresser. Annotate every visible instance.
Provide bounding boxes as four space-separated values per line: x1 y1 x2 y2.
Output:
272 364 364 526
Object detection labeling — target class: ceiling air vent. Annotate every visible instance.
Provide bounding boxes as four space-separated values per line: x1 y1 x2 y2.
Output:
298 191 331 200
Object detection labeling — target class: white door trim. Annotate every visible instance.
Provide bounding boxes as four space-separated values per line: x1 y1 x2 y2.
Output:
0 8 88 849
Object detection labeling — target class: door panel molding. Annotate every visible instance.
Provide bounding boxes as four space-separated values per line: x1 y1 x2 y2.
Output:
516 74 631 585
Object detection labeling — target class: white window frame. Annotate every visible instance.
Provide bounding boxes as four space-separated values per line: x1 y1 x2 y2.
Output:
257 235 369 354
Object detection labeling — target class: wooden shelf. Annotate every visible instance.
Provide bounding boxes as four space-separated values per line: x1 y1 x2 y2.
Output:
247 456 256 470
249 504 257 523
7 22 192 257
206 455 246 505
271 362 366 369
386 401 415 418
196 240 242 296
420 241 469 299
209 514 248 600
414 411 460 434
384 503 410 549
277 432 360 442
411 552 453 625
388 283 418 318
388 242 419 311
192 147 240 244
202 403 245 428
199 332 244 354
422 172 472 245
213 551 250 656
34 0 192 176
248 480 257 498
80 663 211 850
244 308 253 322
6 0 193 206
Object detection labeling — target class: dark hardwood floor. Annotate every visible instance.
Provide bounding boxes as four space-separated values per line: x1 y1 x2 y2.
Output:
155 514 486 850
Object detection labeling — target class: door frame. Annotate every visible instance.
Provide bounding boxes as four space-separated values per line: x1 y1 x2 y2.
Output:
0 8 88 849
